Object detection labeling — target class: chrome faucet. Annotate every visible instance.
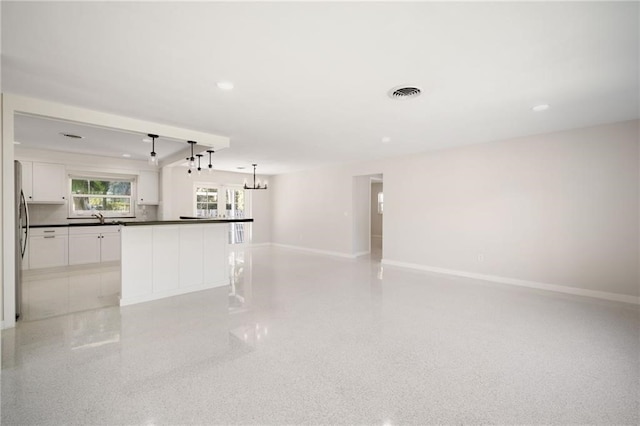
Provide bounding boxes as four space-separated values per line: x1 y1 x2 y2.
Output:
92 212 105 224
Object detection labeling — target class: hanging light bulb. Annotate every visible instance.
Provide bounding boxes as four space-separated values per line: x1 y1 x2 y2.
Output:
148 134 159 166
186 141 197 171
196 154 203 175
188 141 197 168
207 150 215 173
187 168 192 178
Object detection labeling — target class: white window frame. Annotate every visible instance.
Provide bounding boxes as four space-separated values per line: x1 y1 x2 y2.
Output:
193 182 251 245
194 185 220 218
68 173 136 218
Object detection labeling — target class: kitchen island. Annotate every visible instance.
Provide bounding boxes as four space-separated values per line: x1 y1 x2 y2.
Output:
120 218 253 306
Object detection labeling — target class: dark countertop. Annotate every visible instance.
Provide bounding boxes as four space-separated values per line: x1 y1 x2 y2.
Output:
30 218 253 228
30 223 122 228
122 218 254 226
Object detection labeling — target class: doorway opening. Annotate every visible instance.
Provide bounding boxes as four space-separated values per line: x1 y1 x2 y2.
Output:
352 173 383 260
370 177 383 260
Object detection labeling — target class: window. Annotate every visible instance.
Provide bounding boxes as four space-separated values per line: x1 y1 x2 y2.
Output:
226 188 246 244
377 192 383 214
226 188 245 219
196 187 218 217
194 184 249 245
70 177 133 217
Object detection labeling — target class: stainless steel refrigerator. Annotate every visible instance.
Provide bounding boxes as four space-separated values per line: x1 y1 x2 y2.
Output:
15 160 29 320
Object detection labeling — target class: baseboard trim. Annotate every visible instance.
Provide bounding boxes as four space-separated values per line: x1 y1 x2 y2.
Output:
272 243 356 259
381 259 640 305
250 242 272 248
353 250 370 258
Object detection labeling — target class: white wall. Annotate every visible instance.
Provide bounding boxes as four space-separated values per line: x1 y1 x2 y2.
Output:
163 166 272 244
352 175 370 255
271 166 364 254
271 120 640 299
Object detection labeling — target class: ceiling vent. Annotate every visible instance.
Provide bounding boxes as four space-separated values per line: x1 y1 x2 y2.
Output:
388 86 422 100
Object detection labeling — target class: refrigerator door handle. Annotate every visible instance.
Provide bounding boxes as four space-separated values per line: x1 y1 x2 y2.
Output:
20 190 29 258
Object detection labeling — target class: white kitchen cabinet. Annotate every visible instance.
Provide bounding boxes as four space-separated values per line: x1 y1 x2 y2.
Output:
137 171 159 205
179 225 204 288
32 162 66 203
203 224 227 285
120 226 153 301
120 223 230 306
68 233 101 265
68 226 121 265
100 231 121 262
29 227 68 269
20 161 33 201
152 226 180 293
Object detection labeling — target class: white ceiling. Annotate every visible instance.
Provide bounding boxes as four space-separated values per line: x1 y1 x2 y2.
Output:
2 2 638 175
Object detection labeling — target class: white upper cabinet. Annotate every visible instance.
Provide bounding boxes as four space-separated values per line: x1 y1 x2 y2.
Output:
20 161 33 201
31 162 66 204
137 171 159 205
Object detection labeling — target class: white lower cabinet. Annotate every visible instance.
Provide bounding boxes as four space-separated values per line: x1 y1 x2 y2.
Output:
100 232 121 262
29 228 68 269
120 227 153 300
68 233 101 265
203 224 227 284
179 225 204 288
152 226 180 293
68 226 121 265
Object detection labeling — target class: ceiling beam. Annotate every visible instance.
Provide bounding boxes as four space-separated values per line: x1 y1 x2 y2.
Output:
5 94 230 149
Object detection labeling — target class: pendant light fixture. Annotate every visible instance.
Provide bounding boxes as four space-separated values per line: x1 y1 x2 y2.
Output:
196 154 203 175
148 134 159 166
243 164 268 190
206 150 215 173
186 140 197 176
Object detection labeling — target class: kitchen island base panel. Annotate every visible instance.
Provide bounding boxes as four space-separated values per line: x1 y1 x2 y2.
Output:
120 223 229 306
120 280 229 306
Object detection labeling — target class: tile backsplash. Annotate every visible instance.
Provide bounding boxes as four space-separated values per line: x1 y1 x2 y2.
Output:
28 203 158 225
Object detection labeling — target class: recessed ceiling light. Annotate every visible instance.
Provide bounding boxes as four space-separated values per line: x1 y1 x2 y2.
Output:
237 166 246 170
13 141 21 145
381 137 391 144
217 81 234 91
60 132 84 139
532 104 549 112
142 138 151 143
122 154 131 158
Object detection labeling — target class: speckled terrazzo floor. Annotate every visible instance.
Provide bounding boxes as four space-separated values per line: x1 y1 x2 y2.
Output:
2 246 639 425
